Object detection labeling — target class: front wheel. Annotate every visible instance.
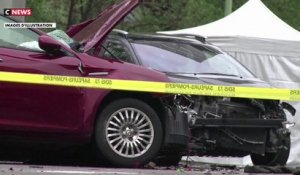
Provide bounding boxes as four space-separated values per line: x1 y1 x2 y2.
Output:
95 98 163 167
251 134 290 166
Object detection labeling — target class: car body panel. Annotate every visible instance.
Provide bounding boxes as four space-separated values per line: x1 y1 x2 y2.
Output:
167 74 271 88
75 54 171 136
0 47 85 134
80 53 168 81
67 0 140 52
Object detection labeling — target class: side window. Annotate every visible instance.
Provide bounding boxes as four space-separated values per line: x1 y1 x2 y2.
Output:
0 16 40 51
103 40 133 63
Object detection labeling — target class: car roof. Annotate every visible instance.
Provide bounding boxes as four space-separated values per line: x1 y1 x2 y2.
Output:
109 29 226 54
110 29 207 44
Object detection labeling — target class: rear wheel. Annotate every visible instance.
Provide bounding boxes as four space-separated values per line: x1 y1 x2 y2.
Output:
251 135 290 166
95 98 163 167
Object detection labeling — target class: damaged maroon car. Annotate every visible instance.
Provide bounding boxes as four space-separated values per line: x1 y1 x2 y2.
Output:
99 30 296 166
0 0 295 167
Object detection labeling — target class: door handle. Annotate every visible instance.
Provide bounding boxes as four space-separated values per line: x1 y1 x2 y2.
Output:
88 72 109 76
0 58 3 62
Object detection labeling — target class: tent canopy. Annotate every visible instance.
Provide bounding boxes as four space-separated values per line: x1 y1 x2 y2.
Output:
159 0 300 41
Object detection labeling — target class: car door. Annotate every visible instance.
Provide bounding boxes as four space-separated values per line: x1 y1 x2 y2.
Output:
0 15 84 134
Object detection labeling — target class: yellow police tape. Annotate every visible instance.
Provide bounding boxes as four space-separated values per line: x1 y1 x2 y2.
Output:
0 71 299 101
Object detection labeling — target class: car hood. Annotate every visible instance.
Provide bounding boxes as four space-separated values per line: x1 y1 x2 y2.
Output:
167 73 271 88
67 0 140 52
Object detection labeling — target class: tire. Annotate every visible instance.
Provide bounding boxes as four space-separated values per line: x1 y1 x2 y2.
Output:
94 98 163 167
251 135 290 166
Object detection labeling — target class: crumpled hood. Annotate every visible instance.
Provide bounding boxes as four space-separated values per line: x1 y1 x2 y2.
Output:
67 0 140 52
167 73 271 88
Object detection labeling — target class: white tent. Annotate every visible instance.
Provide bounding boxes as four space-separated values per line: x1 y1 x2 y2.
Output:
160 0 300 166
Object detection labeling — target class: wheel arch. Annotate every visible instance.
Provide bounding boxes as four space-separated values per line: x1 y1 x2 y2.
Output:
92 91 166 135
90 90 189 157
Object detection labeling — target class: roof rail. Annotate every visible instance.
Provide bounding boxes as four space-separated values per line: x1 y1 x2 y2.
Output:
164 33 207 43
111 29 128 37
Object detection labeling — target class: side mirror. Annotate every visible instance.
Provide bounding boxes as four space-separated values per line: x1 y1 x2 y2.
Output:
38 35 64 54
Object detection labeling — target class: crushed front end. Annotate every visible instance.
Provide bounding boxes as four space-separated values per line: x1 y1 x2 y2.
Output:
160 94 295 165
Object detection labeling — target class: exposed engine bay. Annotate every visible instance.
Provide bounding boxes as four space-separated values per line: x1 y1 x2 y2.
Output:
173 95 292 123
160 95 295 165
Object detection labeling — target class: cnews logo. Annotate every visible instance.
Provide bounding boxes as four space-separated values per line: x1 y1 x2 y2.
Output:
4 8 32 16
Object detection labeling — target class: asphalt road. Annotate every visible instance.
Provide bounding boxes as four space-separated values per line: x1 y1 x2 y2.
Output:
0 147 293 175
0 163 247 175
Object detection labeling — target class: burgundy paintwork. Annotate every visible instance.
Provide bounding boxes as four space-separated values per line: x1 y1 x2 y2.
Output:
68 0 140 52
0 0 170 142
38 35 63 52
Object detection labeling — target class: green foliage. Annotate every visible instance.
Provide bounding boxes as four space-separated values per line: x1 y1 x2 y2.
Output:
26 0 70 31
25 0 300 33
263 0 300 31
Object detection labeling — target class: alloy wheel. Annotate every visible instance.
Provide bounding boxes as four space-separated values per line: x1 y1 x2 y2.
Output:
105 108 154 158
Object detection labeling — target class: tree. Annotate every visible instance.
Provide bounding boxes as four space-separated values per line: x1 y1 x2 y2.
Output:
25 0 300 33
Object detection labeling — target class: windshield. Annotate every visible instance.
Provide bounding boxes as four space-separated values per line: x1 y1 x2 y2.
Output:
131 40 255 78
0 16 41 51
